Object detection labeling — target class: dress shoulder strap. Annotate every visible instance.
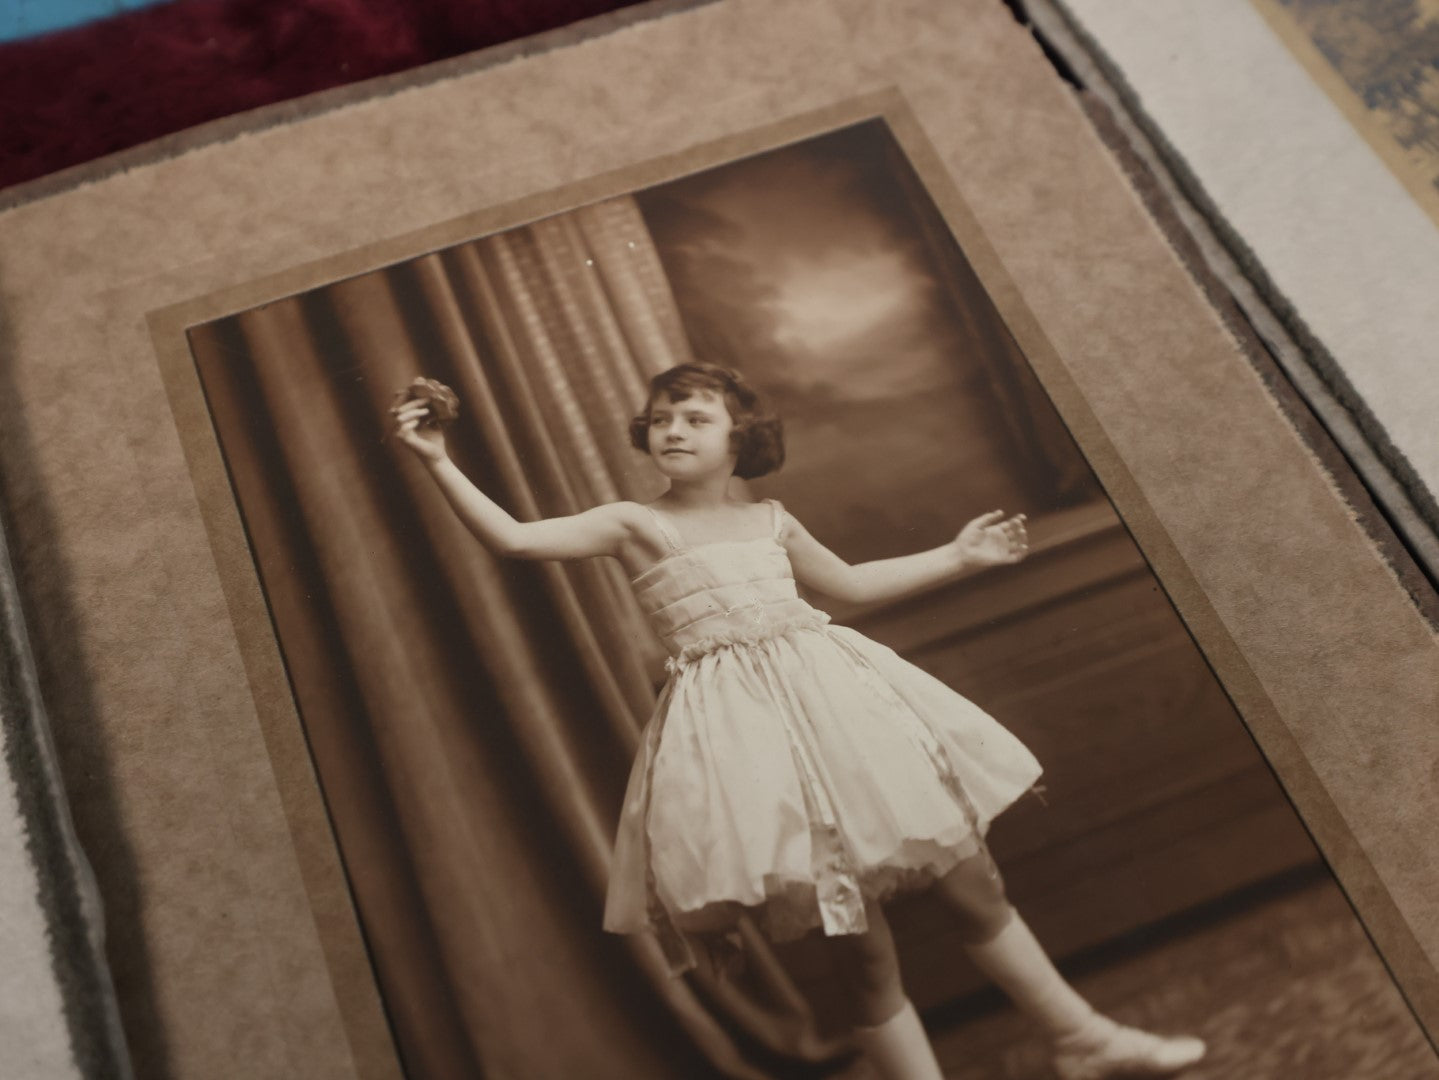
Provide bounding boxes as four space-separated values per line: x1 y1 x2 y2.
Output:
642 504 685 554
765 498 787 542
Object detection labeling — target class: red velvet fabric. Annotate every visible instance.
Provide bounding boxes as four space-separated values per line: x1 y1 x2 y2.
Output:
0 0 638 191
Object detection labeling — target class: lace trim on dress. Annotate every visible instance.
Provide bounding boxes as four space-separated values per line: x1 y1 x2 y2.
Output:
649 831 992 972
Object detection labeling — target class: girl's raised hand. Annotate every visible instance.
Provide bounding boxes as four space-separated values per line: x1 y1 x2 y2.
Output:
955 510 1029 567
390 399 449 464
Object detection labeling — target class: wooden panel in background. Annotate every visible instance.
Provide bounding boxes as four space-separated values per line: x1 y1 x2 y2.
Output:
781 498 1320 1022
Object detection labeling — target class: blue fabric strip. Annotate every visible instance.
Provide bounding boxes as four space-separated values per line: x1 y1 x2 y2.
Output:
0 0 169 43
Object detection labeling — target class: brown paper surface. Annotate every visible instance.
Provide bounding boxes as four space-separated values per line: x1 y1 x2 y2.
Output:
0 1 1435 1076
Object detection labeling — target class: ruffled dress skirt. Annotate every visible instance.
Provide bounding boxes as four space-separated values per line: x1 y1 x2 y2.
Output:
603 529 1043 972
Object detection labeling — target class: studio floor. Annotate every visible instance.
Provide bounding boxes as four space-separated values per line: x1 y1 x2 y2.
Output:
845 873 1438 1080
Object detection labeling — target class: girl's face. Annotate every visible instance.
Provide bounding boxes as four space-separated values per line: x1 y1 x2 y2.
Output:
646 389 737 479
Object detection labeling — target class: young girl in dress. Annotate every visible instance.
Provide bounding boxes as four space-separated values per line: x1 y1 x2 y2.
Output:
392 363 1206 1080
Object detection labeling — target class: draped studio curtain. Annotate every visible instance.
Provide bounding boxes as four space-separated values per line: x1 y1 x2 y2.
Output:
187 197 845 1080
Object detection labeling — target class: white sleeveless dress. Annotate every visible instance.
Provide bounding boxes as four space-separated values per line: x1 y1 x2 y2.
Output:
603 500 1042 972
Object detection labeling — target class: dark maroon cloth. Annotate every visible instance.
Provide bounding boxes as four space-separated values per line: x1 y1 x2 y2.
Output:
0 0 638 191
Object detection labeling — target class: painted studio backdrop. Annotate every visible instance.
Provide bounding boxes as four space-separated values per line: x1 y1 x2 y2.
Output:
186 122 1397 1079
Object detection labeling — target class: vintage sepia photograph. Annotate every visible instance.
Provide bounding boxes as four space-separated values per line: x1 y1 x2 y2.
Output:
181 118 1437 1080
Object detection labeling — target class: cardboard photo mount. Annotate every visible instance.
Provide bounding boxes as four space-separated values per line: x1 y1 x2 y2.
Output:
1 2 1436 1076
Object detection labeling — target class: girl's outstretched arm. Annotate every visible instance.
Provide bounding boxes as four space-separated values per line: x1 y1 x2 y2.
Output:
785 509 1028 605
393 398 644 561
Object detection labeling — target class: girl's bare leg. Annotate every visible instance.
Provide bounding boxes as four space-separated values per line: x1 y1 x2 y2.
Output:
934 855 1205 1079
826 901 943 1080
827 900 906 1027
931 851 1015 944
934 858 1094 1038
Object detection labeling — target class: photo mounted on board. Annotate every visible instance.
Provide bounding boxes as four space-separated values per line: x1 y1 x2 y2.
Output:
184 117 1435 1080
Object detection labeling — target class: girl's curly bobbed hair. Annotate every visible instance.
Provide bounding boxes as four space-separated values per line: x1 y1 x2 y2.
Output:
629 362 785 480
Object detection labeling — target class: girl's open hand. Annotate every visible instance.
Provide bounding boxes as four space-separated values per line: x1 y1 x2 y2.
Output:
390 399 449 464
955 510 1029 568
